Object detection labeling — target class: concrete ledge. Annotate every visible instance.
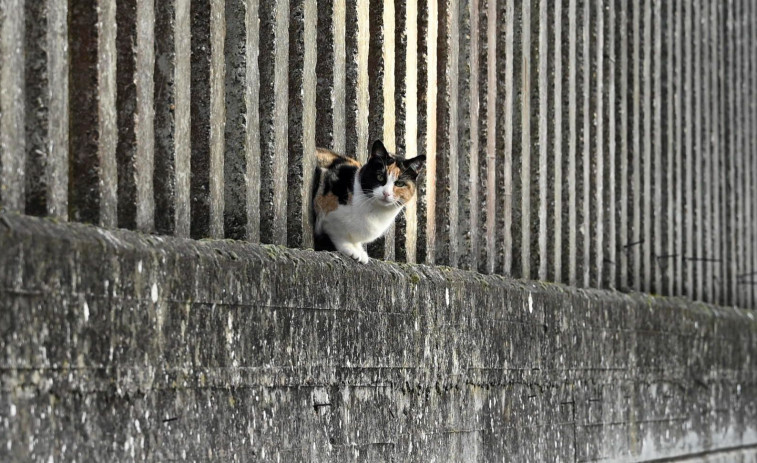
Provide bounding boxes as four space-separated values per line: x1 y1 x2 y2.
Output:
1 213 756 461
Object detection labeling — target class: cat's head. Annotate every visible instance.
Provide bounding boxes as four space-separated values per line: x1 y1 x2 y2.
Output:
360 140 426 207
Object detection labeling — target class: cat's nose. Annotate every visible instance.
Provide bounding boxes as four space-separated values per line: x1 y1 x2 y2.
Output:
383 191 391 199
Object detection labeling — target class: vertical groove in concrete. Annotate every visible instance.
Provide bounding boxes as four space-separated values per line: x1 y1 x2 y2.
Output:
461 0 477 272
674 0 684 297
567 0 577 285
208 0 225 239
301 0 317 249
395 0 411 262
403 0 419 264
286 0 315 248
484 0 497 274
605 0 617 289
245 0 261 242
189 0 211 238
433 0 459 267
343 0 357 157
416 0 431 263
537 0 549 282
115 0 139 230
721 0 736 305
750 0 757 307
710 0 721 303
641 0 652 293
630 0 642 291
154 0 190 237
505 0 520 277
0 0 25 213
68 0 115 226
700 0 712 301
365 0 388 259
23 0 47 217
684 0 695 299
332 0 346 154
740 0 751 306
664 0 676 296
553 0 564 283
316 0 335 150
520 0 532 281
356 0 370 162
259 0 289 245
382 0 397 260
651 0 662 294
135 0 155 232
223 0 251 240
594 0 604 288
617 0 629 291
475 0 489 274
24 0 68 219
693 0 703 300
581 0 590 287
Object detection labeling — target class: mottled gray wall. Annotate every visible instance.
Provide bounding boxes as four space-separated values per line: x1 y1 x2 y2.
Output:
1 0 757 309
1 214 756 462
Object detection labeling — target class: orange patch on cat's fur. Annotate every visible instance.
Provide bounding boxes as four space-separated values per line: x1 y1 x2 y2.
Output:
314 192 339 214
387 163 402 179
316 147 360 169
393 184 416 203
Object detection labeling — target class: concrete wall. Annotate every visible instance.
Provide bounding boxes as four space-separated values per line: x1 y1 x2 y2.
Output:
1 0 756 309
2 213 756 462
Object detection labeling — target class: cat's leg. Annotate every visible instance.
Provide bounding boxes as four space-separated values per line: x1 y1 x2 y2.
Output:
332 238 370 264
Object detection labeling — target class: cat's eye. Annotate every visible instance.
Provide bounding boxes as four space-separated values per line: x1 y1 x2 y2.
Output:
377 173 385 182
395 181 405 187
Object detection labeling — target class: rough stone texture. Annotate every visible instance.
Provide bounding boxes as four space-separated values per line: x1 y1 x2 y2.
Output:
1 213 756 462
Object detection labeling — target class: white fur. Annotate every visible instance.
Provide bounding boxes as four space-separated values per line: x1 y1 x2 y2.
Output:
315 172 403 263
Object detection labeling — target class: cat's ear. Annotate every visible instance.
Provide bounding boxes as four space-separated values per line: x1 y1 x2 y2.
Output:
404 155 426 176
370 140 390 160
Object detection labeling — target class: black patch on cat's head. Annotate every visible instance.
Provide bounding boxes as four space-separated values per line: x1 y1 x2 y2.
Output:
360 140 394 195
398 155 426 180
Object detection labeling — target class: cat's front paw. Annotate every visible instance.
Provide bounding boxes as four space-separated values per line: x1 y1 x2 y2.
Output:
352 249 370 264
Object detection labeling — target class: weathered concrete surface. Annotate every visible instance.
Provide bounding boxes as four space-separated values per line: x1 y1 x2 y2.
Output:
1 213 756 462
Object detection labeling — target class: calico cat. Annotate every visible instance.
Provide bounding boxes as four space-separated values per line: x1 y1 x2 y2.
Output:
312 140 426 263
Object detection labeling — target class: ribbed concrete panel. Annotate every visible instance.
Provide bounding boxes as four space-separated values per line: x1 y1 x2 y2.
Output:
3 0 757 309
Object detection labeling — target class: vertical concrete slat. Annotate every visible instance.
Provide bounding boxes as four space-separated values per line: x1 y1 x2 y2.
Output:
537 0 549 281
115 0 156 233
259 0 289 244
567 0 577 285
725 0 736 304
508 0 524 278
500 0 515 276
594 0 604 288
332 0 346 154
24 0 69 219
625 0 645 290
684 0 695 299
223 0 259 241
68 0 117 227
286 0 317 249
0 0 25 213
701 0 713 301
189 0 225 239
403 0 420 264
521 0 533 280
356 0 370 162
383 0 397 260
136 0 155 232
154 0 191 237
651 0 663 294
605 0 617 289
693 0 704 300
616 0 629 290
674 0 684 296
552 0 564 282
750 0 757 307
416 0 432 263
581 0 591 287
422 0 439 265
434 0 460 267
463 0 479 272
641 0 652 293
710 0 721 303
663 0 676 296
740 0 751 306
316 0 335 150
